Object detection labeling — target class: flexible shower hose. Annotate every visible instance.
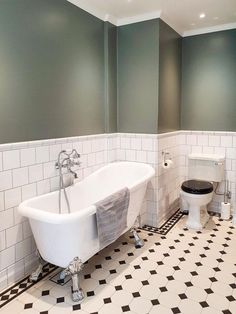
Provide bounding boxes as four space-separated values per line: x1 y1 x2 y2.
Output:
58 161 71 214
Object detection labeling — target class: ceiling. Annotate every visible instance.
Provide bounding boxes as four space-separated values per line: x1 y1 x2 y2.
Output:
68 0 236 36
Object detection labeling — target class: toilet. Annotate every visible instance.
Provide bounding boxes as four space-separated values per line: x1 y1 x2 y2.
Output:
180 154 225 230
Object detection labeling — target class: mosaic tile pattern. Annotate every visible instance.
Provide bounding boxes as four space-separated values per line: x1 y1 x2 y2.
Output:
0 264 57 309
141 209 185 235
1 214 236 314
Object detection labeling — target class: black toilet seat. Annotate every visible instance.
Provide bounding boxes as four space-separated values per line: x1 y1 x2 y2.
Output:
181 180 213 195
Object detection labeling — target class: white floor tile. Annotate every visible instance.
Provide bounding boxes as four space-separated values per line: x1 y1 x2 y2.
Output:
1 213 236 314
129 296 153 314
179 299 202 313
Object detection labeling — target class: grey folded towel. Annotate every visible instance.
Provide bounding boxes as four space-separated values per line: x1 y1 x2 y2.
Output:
95 187 130 249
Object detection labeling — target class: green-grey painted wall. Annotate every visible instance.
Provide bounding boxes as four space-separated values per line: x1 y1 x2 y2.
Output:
0 0 107 143
181 29 236 131
3 0 235 142
104 22 117 133
158 20 182 133
117 20 159 133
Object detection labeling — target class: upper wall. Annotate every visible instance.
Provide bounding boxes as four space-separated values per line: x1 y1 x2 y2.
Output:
0 0 106 143
158 20 182 133
181 29 236 131
117 19 159 134
104 22 117 133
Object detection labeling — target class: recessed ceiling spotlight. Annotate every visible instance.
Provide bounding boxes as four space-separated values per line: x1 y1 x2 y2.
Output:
199 13 206 19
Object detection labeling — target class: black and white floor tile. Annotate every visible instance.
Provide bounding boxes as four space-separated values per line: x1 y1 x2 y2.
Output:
0 264 57 309
141 210 185 235
1 213 236 314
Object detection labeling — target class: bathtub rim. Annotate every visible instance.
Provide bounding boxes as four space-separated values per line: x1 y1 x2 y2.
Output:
18 161 155 224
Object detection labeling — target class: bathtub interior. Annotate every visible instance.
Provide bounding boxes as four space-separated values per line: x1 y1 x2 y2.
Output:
23 162 155 215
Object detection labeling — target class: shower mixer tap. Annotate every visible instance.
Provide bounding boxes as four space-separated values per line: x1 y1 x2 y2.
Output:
55 149 81 175
55 149 81 214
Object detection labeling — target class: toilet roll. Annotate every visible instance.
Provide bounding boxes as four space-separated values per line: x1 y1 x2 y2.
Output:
221 202 231 220
162 159 173 169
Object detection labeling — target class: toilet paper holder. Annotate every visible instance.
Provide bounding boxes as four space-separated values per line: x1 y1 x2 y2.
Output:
162 151 172 166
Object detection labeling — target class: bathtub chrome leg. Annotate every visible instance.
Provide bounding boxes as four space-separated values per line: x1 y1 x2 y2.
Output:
131 228 144 248
29 251 44 282
64 257 84 302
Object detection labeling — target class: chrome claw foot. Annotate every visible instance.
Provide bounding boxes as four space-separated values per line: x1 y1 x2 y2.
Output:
135 238 144 249
72 288 84 302
131 228 144 248
64 257 84 302
29 263 43 282
29 250 44 282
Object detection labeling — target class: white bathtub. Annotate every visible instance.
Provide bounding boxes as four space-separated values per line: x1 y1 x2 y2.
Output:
18 162 155 269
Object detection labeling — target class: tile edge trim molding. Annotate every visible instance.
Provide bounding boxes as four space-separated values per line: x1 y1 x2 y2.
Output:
0 133 114 152
0 263 57 308
141 209 185 235
2 129 236 151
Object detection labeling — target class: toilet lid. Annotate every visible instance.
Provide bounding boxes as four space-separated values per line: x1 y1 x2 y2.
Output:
181 180 213 195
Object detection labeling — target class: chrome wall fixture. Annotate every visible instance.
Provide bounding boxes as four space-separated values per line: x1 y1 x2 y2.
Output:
55 149 81 213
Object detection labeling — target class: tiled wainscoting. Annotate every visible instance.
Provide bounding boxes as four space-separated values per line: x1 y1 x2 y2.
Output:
0 131 235 293
116 132 181 228
115 131 236 227
0 134 110 292
179 131 236 214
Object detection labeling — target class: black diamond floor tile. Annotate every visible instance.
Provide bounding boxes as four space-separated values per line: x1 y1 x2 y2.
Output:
151 299 160 305
72 304 81 311
56 297 65 303
103 297 111 304
200 301 209 308
87 291 95 297
1 209 236 314
122 305 130 312
227 295 236 302
179 293 187 300
24 303 33 309
172 307 181 314
42 290 50 296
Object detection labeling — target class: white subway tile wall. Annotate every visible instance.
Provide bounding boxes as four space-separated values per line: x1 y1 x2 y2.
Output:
115 132 182 227
115 131 236 227
180 131 236 214
0 130 235 293
115 133 158 227
0 134 110 292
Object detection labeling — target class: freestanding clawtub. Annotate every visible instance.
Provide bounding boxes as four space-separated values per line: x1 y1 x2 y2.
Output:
18 161 155 301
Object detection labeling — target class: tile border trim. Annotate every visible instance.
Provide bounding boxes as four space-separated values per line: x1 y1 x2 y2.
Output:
140 209 186 235
0 263 57 309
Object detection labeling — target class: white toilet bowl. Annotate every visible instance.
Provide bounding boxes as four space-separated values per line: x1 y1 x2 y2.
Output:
180 180 214 230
